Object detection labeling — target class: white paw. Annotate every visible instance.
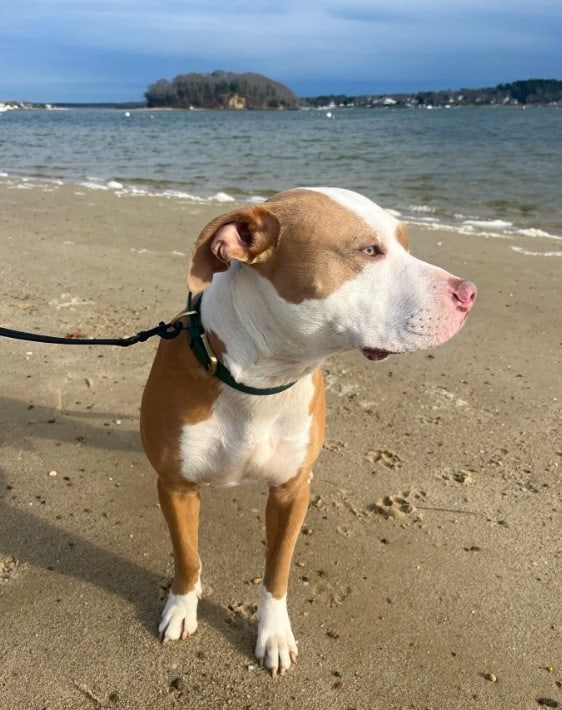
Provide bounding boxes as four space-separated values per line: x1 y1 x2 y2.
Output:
159 580 202 642
255 585 298 676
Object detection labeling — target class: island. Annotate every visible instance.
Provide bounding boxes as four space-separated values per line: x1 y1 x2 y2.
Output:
144 70 299 110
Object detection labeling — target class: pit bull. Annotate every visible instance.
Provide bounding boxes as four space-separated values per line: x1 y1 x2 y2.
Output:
140 187 476 675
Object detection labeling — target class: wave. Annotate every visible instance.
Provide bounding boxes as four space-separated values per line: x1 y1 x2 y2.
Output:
402 209 562 242
511 246 562 257
462 219 513 230
76 177 240 203
1 172 560 245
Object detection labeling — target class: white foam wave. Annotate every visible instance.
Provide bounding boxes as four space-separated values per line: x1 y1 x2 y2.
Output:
402 218 516 240
80 180 109 191
411 216 439 223
212 191 235 203
81 178 128 191
457 224 513 239
118 186 150 197
515 228 562 241
138 188 236 203
158 189 193 200
2 172 560 246
409 204 436 214
511 246 562 257
462 219 513 230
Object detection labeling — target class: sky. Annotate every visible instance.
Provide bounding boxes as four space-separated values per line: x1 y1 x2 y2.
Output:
1 0 561 103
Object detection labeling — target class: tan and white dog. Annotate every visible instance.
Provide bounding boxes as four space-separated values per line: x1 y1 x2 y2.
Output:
140 187 476 675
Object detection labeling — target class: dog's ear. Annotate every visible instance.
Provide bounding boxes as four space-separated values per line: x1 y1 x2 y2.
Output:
187 205 280 294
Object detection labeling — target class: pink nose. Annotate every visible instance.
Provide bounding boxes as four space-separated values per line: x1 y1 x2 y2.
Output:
452 280 477 310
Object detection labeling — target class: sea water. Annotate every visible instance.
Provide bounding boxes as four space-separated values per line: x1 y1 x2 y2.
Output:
1 106 561 242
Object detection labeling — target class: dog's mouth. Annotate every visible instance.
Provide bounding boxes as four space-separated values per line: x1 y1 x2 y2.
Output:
361 347 397 362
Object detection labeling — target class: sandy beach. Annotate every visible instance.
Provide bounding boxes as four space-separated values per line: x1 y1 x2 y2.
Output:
0 183 560 710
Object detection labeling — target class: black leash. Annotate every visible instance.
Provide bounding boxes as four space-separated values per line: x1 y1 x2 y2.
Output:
0 319 186 347
1 294 296 395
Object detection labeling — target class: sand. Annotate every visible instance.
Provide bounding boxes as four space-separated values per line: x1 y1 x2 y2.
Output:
0 183 560 710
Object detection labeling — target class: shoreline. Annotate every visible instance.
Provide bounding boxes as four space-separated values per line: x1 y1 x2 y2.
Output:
1 174 561 250
3 101 561 111
0 183 560 709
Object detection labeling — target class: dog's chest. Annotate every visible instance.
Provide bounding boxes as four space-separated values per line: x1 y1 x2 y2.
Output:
179 376 315 487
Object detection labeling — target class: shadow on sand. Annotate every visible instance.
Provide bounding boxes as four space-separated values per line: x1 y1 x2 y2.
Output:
0 394 256 659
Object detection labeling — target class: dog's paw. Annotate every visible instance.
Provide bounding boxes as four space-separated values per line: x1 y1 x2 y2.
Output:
159 584 201 643
255 585 298 676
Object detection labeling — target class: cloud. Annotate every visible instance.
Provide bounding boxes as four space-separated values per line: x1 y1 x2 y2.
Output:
1 0 561 101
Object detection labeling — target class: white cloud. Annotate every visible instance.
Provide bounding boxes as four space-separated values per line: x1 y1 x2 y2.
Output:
1 0 561 100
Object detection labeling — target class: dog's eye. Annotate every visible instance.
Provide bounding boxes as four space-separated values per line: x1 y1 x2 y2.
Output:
362 244 383 257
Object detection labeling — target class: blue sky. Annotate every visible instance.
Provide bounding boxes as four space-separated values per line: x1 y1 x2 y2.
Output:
1 0 561 102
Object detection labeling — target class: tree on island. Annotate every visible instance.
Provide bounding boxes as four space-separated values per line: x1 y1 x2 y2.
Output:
495 79 562 105
145 70 298 110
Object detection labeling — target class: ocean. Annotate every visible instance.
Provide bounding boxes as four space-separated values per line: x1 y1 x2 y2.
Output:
1 106 561 243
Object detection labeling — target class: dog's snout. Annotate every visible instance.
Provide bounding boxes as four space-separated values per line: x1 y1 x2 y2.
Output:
452 280 477 310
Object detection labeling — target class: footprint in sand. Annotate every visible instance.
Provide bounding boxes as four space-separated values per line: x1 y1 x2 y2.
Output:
371 491 417 519
0 556 20 582
308 579 352 608
227 601 258 619
365 448 402 470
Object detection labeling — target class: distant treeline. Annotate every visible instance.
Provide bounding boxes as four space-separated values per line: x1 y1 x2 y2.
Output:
302 79 562 108
145 71 298 110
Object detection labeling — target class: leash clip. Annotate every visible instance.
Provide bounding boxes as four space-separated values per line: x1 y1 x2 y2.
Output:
200 332 218 375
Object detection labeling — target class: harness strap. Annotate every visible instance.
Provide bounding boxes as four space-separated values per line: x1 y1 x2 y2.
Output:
187 292 296 396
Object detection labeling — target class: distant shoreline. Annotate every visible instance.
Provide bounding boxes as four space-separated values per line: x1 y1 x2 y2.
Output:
3 78 562 111
2 101 560 112
4 77 562 113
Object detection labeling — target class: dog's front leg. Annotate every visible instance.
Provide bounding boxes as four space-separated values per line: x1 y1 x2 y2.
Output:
157 477 202 643
256 469 311 676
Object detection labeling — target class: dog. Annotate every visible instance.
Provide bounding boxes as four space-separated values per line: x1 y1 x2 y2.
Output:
140 187 476 676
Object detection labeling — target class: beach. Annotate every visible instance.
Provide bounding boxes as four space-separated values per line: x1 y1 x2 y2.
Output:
0 183 560 709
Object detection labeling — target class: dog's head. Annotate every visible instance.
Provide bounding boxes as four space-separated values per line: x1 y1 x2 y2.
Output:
188 188 476 359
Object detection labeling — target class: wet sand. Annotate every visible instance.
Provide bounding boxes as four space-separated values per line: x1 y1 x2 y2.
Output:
0 183 560 709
